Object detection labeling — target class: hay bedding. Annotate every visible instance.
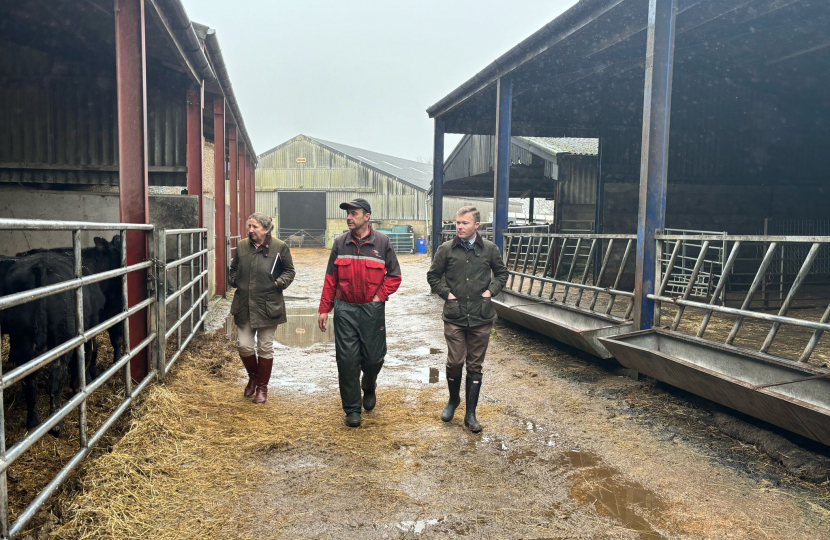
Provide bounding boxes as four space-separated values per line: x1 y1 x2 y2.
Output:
50 330 489 540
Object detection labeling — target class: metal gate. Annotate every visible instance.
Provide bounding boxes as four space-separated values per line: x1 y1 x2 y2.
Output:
0 218 157 539
0 219 213 538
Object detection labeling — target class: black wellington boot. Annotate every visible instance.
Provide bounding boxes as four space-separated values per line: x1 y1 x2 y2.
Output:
441 375 463 422
464 377 483 433
361 371 378 411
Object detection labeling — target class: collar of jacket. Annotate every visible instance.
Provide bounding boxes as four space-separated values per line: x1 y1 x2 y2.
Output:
451 234 484 250
349 224 374 245
251 233 272 257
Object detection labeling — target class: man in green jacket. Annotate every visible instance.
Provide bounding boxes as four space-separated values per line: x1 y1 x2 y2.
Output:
426 206 509 432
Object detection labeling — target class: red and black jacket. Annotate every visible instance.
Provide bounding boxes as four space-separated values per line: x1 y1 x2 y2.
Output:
318 226 402 313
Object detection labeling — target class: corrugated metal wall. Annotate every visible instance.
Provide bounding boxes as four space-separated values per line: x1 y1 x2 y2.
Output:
560 156 597 205
0 41 187 187
443 135 533 183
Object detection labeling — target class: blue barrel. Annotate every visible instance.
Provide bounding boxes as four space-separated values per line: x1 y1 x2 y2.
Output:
416 238 427 253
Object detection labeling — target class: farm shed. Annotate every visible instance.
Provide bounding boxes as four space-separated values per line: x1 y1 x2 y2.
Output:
442 135 599 232
255 134 519 248
426 0 830 447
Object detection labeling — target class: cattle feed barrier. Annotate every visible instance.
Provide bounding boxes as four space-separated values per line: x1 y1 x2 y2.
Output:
0 218 214 539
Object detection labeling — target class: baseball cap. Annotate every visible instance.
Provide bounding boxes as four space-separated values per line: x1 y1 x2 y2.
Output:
339 198 371 213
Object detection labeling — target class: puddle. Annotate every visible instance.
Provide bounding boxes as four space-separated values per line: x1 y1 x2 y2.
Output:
382 356 443 385
407 346 443 356
525 420 544 432
508 450 537 463
558 450 667 539
396 518 440 534
275 307 334 348
429 367 439 383
542 433 560 447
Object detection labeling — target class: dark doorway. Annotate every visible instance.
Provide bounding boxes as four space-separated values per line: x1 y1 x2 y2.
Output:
278 191 327 247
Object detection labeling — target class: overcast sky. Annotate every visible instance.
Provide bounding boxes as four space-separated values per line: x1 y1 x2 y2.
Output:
185 0 580 161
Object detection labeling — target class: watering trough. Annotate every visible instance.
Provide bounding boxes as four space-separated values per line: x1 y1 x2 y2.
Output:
493 289 634 359
600 329 830 446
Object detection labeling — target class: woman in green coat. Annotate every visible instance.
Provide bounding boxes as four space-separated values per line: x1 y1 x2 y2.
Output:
229 213 295 403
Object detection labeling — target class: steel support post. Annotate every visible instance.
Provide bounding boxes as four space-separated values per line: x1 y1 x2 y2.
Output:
249 158 256 221
186 85 204 227
238 143 247 232
633 0 677 330
493 77 513 253
528 196 535 224
228 125 238 238
115 0 150 379
213 98 227 296
431 116 445 255
594 137 604 282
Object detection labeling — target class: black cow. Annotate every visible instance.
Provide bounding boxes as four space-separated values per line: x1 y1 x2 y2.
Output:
16 235 124 377
2 252 106 435
0 255 20 296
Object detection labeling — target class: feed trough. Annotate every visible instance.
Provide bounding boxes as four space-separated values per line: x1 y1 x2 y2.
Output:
600 329 830 446
493 289 634 359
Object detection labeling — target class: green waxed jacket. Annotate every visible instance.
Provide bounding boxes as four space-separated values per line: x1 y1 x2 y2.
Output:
229 234 295 328
426 235 509 327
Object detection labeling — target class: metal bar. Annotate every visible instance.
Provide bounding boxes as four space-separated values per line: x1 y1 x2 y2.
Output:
121 228 133 397
186 85 204 227
498 232 636 240
726 242 779 345
648 295 830 333
0 297 154 391
537 236 557 298
574 239 598 306
656 234 830 243
604 239 635 316
526 236 545 295
561 237 583 302
654 235 663 326
72 230 88 450
760 243 821 353
158 233 168 378
0 218 152 231
7 366 157 539
0 315 7 537
176 234 183 349
165 311 207 374
517 235 535 293
189 233 195 337
214 97 227 296
503 234 514 266
509 270 634 298
633 0 677 331
165 290 209 340
431 117 444 256
549 238 568 300
163 228 209 235
752 373 830 390
228 125 239 238
162 248 207 270
589 239 615 311
656 237 683 296
493 76 512 252
800 302 830 363
508 236 524 289
0 260 152 311
669 240 710 330
698 241 742 337
0 334 155 474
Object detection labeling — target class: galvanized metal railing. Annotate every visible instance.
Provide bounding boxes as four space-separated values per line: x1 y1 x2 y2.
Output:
227 235 241 278
0 218 157 539
502 233 638 319
156 229 209 379
652 234 830 364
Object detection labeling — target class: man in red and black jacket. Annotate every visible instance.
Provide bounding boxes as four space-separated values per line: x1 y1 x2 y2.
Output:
318 198 402 427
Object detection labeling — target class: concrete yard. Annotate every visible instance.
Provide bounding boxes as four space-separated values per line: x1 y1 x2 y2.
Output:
55 249 830 539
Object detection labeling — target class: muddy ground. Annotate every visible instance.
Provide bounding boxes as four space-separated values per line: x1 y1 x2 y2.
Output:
50 248 830 539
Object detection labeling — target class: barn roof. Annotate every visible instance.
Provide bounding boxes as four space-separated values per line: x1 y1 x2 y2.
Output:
310 137 434 191
519 137 598 157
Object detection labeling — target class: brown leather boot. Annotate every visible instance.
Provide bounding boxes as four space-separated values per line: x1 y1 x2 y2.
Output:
253 357 273 404
240 355 258 398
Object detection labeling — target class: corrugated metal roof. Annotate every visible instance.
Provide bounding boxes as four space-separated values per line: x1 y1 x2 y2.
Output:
518 137 598 157
309 137 434 192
